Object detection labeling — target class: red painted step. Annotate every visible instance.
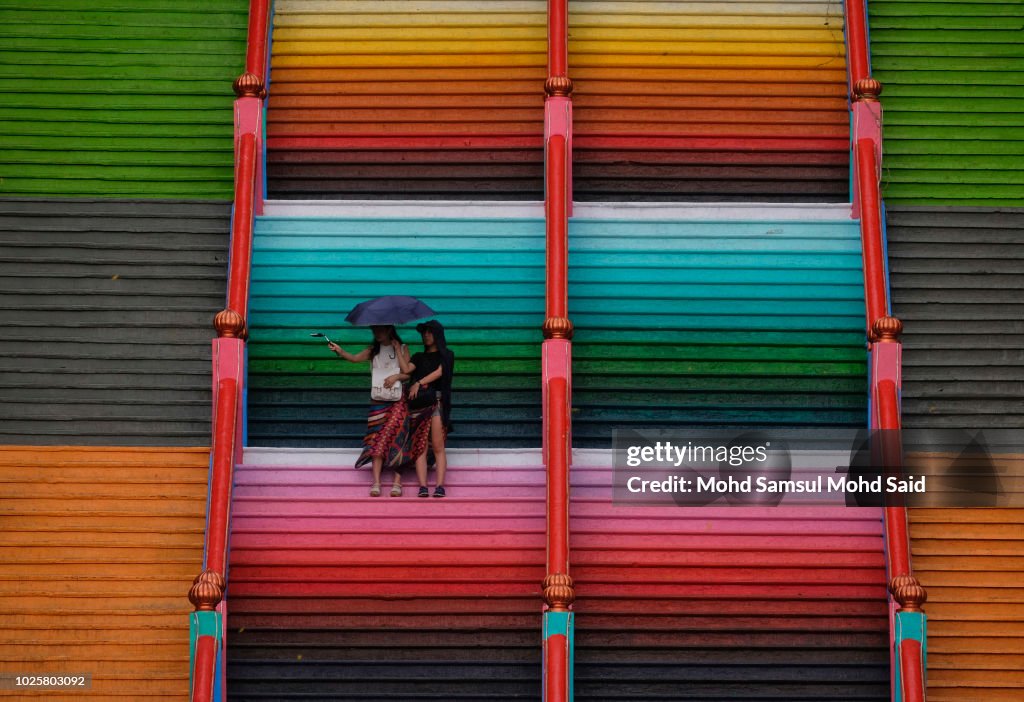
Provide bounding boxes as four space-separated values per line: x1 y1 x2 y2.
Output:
226 451 546 699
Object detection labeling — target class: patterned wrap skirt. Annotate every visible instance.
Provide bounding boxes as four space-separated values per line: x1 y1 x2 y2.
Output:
354 398 433 472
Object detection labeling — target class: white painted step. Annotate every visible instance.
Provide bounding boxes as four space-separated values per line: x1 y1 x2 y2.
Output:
262 199 854 221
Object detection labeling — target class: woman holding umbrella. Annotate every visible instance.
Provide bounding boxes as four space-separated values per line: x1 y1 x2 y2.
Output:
329 325 414 496
327 296 439 497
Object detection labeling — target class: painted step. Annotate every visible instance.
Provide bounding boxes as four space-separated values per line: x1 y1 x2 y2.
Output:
246 206 867 450
567 214 867 446
246 215 545 449
568 0 849 203
567 450 889 702
0 447 208 700
227 448 546 700
265 0 548 203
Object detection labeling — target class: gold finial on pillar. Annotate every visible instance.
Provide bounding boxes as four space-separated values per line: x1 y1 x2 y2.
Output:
214 309 247 339
543 573 575 612
870 316 903 343
889 574 927 613
854 78 883 102
233 72 265 99
544 76 574 97
542 317 574 340
189 569 226 612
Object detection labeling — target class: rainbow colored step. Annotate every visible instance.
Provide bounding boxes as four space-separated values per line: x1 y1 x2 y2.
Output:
568 209 868 446
263 0 849 201
246 210 546 447
226 446 889 700
569 0 850 201
266 0 547 200
247 203 867 448
567 451 890 700
226 448 546 700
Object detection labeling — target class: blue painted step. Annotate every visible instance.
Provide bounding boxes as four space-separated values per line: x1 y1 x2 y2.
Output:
567 217 868 446
246 214 867 449
247 216 546 448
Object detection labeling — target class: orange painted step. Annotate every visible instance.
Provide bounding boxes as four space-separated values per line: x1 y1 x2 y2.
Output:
0 446 209 701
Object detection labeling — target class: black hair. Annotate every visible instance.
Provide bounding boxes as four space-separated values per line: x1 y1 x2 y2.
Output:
418 320 455 430
370 326 402 359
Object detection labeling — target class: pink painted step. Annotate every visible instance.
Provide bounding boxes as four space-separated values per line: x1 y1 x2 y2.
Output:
565 459 889 682
228 455 548 625
233 482 544 499
235 466 548 486
235 461 548 500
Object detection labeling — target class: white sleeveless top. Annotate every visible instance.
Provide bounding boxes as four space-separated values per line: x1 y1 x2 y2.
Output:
370 346 403 402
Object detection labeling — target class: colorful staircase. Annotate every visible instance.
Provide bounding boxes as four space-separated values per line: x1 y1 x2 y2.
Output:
568 0 850 201
559 206 888 699
231 204 549 695
569 454 890 701
226 447 545 700
265 0 547 200
568 207 868 446
246 208 546 447
224 202 892 699
203 0 908 698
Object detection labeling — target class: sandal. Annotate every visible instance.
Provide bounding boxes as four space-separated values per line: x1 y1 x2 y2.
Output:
417 486 430 498
390 483 403 497
369 483 381 497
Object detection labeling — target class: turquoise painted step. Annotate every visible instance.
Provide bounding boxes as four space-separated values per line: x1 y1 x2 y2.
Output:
251 312 860 331
247 214 868 448
247 216 546 448
567 218 868 447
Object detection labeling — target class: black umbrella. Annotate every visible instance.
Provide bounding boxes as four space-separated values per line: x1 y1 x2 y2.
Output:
345 295 436 326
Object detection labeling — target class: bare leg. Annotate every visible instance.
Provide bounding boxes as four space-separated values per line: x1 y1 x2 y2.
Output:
371 456 383 487
430 415 447 488
415 453 428 488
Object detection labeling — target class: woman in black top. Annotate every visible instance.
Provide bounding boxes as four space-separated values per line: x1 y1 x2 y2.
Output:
400 320 455 497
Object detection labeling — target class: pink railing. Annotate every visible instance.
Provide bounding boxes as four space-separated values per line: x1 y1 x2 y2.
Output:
541 0 575 699
187 1 270 700
845 2 928 701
